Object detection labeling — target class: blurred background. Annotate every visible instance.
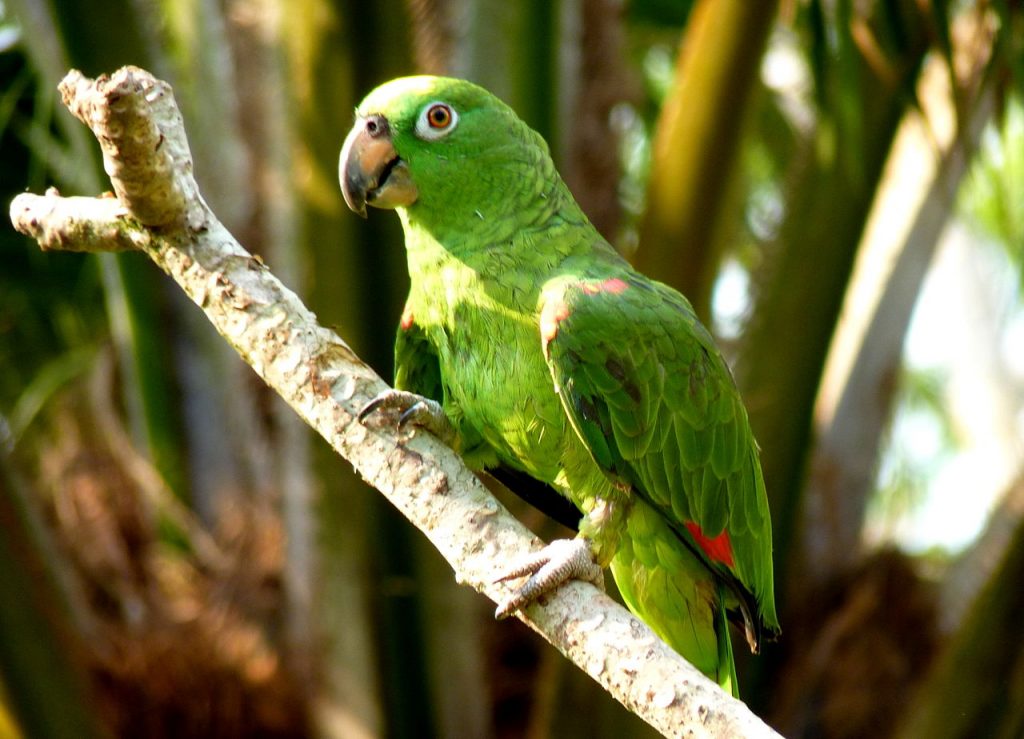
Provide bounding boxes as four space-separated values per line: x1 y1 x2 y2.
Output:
1 0 1023 737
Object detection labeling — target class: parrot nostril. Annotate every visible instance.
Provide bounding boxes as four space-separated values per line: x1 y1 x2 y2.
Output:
365 115 389 139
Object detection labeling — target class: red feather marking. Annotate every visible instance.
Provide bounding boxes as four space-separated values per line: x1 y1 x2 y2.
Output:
600 277 629 294
581 277 629 296
540 298 570 354
400 307 415 331
685 522 735 568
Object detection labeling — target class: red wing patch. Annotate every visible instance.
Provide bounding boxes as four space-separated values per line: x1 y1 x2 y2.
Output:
581 277 629 296
540 298 570 354
400 307 415 331
684 522 735 568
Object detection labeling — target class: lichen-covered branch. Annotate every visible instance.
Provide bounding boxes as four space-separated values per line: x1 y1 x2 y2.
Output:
10 66 781 739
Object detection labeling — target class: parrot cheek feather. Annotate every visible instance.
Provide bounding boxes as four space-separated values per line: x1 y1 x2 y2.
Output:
684 522 736 568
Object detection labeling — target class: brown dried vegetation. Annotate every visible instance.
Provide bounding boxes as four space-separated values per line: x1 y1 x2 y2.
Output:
22 360 309 738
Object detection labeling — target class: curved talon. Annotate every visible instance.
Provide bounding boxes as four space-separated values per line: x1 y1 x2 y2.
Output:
357 388 424 425
398 400 432 429
494 538 603 619
358 389 454 443
357 394 391 423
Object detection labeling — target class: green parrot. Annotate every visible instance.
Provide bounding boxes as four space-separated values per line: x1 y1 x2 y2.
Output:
339 76 779 697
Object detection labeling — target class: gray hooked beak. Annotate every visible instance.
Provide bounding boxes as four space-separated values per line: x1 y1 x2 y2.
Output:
339 113 418 217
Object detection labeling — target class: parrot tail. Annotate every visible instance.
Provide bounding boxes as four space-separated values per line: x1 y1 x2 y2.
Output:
716 581 740 698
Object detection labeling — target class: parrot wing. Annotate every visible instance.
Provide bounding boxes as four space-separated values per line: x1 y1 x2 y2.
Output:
538 270 779 647
394 306 443 402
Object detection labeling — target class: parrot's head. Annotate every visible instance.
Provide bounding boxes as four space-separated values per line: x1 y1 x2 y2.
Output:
339 76 568 242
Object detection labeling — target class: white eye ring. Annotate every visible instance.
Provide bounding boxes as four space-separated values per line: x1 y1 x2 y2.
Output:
415 101 458 140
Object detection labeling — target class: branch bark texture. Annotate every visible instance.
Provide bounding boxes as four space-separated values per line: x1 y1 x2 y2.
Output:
10 66 781 739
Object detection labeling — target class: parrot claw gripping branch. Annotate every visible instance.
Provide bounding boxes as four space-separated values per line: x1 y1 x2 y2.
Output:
12 66 781 739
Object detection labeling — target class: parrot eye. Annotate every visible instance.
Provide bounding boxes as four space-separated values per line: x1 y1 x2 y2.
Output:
415 102 458 140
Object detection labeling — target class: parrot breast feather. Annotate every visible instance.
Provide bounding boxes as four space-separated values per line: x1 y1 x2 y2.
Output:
538 271 780 644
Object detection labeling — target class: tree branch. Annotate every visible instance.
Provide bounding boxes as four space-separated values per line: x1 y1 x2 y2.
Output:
10 66 781 739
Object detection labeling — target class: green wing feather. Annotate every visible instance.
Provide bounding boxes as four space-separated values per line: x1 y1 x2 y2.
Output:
539 270 780 643
394 306 443 401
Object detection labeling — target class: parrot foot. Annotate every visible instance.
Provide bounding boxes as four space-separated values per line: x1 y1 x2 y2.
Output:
358 389 455 444
493 538 604 619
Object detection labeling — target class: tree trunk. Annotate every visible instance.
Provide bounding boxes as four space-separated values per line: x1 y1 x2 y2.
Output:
804 44 995 585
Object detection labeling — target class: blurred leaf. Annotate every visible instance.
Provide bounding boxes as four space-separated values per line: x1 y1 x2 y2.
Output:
871 367 956 527
0 452 107 739
0 66 30 143
626 0 695 27
6 345 96 446
961 96 1024 288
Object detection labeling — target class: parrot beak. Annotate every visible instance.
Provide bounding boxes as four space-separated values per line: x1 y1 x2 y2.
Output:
339 114 418 217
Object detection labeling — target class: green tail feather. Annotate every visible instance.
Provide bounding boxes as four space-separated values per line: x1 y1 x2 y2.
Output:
716 581 739 698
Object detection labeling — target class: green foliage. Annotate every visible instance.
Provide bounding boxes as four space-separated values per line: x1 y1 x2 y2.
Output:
961 96 1024 289
0 47 106 420
871 367 957 533
626 0 695 28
